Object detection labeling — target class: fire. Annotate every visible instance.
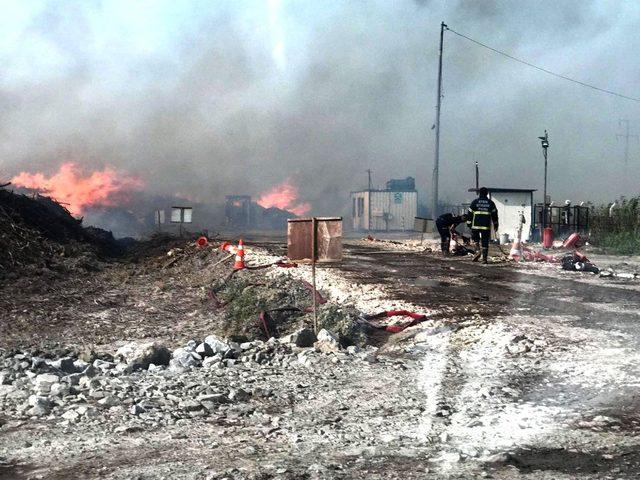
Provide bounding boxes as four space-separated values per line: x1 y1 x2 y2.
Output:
257 179 311 216
11 162 143 215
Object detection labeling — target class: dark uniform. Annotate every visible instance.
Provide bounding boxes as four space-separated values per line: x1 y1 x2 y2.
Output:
435 213 465 255
467 190 499 263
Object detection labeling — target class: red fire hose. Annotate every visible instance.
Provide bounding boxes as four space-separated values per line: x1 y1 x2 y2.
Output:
361 310 428 333
245 260 299 270
207 289 228 308
300 279 327 308
259 311 272 338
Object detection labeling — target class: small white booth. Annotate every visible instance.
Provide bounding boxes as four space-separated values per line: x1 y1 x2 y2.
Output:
468 188 535 242
351 190 418 231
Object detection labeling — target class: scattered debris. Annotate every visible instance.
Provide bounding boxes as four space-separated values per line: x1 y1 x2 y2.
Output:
600 270 638 279
561 252 600 274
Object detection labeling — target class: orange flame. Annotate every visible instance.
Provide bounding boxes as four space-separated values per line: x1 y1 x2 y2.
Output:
11 162 143 215
257 179 311 216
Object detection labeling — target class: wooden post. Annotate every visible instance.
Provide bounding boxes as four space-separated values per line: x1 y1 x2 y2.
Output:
311 217 318 333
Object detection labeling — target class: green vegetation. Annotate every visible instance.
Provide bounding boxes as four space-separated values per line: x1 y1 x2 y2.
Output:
212 273 368 344
590 196 640 255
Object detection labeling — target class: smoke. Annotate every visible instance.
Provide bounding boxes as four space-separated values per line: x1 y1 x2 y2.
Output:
1 0 639 220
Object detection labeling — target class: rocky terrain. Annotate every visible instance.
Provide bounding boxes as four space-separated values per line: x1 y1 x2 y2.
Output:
2 224 640 479
0 326 427 480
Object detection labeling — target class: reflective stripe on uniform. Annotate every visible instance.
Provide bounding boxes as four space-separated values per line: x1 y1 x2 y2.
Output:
471 211 491 230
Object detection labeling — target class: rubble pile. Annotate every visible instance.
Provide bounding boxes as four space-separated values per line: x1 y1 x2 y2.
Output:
0 332 380 430
118 239 371 346
0 188 119 274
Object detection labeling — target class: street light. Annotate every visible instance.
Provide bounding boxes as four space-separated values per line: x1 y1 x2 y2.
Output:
538 130 549 230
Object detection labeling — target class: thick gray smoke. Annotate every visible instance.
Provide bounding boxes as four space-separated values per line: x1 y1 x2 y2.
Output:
0 0 639 219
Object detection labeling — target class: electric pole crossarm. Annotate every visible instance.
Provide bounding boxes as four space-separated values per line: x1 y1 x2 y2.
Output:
617 119 639 166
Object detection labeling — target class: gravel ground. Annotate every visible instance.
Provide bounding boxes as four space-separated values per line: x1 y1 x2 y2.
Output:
1 237 640 479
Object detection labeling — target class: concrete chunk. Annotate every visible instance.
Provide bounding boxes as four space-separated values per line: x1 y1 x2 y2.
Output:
282 328 317 348
115 342 171 371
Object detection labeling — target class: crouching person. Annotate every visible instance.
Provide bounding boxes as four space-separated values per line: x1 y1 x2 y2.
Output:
435 213 467 256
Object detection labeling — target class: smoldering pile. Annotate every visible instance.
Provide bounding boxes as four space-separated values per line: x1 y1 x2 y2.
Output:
0 187 120 275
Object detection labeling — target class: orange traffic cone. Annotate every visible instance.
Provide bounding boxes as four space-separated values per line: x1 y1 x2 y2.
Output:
233 239 245 270
219 241 237 255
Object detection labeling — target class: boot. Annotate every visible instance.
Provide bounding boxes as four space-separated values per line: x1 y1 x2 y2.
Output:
472 243 481 262
441 241 449 256
482 247 489 264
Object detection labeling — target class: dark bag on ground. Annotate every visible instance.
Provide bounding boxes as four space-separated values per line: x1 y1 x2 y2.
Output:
561 253 599 274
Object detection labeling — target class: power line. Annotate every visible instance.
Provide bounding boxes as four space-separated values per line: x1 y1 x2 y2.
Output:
446 26 640 103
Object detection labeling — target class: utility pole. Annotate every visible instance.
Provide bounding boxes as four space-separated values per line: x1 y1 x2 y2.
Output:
365 169 372 231
538 131 549 230
616 119 638 166
432 21 447 220
475 160 479 190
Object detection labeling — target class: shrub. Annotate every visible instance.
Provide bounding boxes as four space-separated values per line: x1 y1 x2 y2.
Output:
590 196 640 254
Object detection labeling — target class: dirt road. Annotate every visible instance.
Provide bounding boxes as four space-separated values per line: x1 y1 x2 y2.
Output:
331 243 640 478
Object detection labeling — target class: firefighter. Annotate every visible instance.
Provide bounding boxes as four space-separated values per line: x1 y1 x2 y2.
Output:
435 212 467 256
467 187 499 264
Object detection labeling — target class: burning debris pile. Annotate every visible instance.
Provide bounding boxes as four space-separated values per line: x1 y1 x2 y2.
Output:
0 187 120 274
224 198 296 231
224 179 313 230
8 163 158 239
256 179 311 217
10 162 143 216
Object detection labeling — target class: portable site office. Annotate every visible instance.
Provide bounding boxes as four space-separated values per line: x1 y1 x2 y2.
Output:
468 188 536 242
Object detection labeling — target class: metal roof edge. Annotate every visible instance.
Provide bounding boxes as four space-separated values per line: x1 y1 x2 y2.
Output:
350 189 418 194
467 187 537 193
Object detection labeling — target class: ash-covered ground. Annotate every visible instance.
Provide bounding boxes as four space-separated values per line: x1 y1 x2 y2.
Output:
2 222 640 479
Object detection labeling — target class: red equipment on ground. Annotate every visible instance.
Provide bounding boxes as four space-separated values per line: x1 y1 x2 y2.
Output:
195 236 208 248
563 233 581 249
543 227 554 248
